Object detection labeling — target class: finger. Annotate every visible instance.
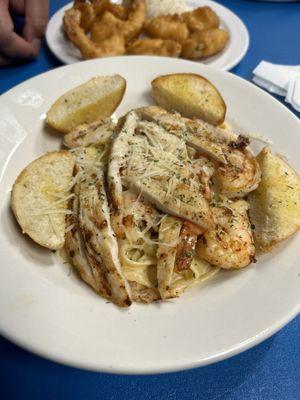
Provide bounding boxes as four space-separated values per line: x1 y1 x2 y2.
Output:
0 30 34 58
9 0 25 15
0 0 34 58
23 0 49 55
0 53 13 66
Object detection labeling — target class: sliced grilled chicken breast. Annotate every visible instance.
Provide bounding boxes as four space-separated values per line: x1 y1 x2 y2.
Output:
79 169 132 306
157 216 182 299
124 120 213 229
137 106 226 163
63 118 116 148
65 184 98 291
107 111 139 234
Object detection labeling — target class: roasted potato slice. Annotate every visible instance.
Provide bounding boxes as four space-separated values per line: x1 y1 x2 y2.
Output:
248 147 300 252
151 73 226 126
46 75 126 133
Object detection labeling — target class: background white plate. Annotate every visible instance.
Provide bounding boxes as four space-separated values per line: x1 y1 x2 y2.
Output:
46 0 249 71
0 57 299 374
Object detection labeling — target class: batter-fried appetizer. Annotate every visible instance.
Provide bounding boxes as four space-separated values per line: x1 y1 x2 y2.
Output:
181 28 229 60
63 8 126 59
181 6 220 33
144 15 189 43
126 38 182 57
63 1 228 61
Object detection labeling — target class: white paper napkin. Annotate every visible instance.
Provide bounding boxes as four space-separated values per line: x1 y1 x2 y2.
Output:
252 61 300 112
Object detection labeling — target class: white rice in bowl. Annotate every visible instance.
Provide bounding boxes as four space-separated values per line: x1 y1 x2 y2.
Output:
146 0 191 18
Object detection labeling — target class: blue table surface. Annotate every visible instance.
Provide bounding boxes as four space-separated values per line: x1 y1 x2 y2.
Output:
0 1 299 399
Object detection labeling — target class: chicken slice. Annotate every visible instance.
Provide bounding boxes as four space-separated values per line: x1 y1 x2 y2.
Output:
121 119 213 229
137 106 226 163
65 183 98 291
129 281 160 303
107 111 139 234
157 216 182 299
63 119 116 148
79 168 132 307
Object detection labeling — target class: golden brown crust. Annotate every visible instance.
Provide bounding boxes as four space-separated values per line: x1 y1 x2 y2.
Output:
11 151 75 250
151 73 227 130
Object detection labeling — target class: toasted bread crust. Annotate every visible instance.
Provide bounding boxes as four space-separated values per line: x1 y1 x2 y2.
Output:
46 75 126 133
151 73 226 126
11 151 75 249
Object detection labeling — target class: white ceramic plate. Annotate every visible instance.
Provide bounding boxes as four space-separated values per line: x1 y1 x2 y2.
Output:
46 0 249 71
0 56 299 374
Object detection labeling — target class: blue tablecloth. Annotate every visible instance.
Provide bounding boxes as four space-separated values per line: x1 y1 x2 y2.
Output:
0 1 299 399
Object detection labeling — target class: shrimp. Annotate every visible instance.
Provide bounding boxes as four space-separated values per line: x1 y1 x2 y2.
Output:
216 137 261 198
106 3 128 20
63 8 125 59
123 0 146 41
73 0 108 31
191 155 215 200
197 200 256 270
97 0 146 43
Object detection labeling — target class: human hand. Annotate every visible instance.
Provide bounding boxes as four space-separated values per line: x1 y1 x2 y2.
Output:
0 0 49 65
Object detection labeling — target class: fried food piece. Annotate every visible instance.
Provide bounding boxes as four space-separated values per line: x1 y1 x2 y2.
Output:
181 28 229 60
100 0 146 42
126 38 181 57
90 19 119 44
182 6 219 33
92 0 109 15
73 0 96 31
63 8 125 59
144 15 189 43
124 0 146 41
106 3 128 20
73 0 108 31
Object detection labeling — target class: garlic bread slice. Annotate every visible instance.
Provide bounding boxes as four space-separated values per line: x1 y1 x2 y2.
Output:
46 75 126 133
151 73 226 126
248 147 300 252
11 151 75 250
